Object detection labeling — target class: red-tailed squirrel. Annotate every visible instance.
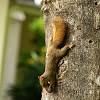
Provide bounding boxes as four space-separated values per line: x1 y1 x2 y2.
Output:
38 16 73 93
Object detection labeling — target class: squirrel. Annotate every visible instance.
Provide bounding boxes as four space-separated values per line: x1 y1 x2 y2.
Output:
38 16 74 93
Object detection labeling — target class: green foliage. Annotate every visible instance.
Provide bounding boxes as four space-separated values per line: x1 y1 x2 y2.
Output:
8 62 44 100
29 17 44 35
29 17 45 48
8 16 45 100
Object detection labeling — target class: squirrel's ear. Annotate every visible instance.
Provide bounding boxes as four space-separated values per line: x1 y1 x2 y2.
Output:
38 76 40 79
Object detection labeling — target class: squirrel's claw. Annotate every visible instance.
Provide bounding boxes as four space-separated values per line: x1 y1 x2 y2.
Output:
69 43 74 48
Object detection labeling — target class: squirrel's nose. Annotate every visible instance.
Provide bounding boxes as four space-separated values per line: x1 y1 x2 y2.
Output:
47 89 52 93
46 87 53 93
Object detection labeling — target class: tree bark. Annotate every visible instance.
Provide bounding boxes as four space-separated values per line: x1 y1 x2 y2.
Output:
42 0 100 100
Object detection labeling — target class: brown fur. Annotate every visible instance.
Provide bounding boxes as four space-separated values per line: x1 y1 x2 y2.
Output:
52 16 66 46
38 37 73 93
38 16 73 93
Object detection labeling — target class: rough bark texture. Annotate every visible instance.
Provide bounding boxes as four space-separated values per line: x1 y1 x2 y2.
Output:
42 0 100 100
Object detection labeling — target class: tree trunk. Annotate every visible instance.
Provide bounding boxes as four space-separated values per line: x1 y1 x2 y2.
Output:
42 0 100 100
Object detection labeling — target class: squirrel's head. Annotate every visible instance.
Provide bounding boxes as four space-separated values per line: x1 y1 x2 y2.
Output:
38 76 53 93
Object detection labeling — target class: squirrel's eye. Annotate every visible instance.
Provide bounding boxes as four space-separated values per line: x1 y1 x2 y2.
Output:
43 83 45 85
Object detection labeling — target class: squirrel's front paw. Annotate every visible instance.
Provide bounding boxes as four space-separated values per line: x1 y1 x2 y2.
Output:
69 44 74 48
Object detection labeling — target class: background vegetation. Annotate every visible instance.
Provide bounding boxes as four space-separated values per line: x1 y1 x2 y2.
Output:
8 17 45 100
